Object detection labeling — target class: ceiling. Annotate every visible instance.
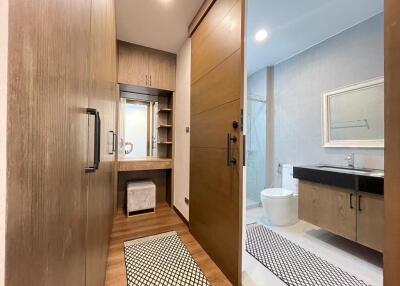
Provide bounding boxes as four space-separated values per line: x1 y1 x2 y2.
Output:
116 0 203 53
247 0 384 75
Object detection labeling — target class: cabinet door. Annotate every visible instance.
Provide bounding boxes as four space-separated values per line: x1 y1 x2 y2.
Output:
118 42 149 87
299 181 357 240
86 0 117 285
148 50 176 91
6 0 91 285
356 192 384 252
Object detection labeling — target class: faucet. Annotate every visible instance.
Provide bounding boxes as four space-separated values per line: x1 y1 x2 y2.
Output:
345 153 355 168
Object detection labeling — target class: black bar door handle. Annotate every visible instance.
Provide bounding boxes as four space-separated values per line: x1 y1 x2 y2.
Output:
227 133 237 166
86 108 101 173
358 195 362 212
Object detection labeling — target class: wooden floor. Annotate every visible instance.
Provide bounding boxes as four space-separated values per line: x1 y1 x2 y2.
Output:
105 203 232 285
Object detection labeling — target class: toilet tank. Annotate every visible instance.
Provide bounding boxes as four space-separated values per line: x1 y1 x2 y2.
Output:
282 164 299 193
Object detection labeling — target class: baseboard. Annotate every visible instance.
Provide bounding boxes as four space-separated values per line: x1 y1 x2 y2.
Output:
173 206 189 226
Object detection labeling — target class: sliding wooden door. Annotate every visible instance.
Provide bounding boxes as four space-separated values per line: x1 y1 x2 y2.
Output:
384 1 400 285
190 0 245 285
85 0 117 285
6 0 92 285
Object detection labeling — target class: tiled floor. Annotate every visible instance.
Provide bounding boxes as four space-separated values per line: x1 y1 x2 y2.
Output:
243 207 383 286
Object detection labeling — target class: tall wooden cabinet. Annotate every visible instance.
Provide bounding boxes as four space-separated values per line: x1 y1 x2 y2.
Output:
86 0 117 285
5 0 117 285
118 41 176 91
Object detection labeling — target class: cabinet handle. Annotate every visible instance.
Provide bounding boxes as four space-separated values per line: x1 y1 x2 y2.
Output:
146 75 148 86
349 193 354 209
358 195 362 212
149 75 152 86
85 108 101 173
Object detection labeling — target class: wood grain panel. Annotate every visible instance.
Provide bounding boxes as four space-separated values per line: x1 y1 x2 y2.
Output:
191 100 240 148
190 0 237 46
190 147 240 279
118 41 148 87
384 1 400 282
299 181 357 241
188 0 216 36
105 203 231 286
191 0 241 83
86 0 117 284
148 50 176 91
6 0 92 284
356 193 384 252
191 50 241 115
190 0 244 284
118 158 173 172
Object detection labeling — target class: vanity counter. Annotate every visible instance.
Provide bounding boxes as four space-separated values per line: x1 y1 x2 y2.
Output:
118 157 173 172
293 165 384 195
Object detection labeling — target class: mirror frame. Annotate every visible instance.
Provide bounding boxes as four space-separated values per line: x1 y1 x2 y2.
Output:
322 77 384 148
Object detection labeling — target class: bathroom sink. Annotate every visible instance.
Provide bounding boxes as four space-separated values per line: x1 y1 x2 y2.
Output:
316 165 383 177
293 165 384 195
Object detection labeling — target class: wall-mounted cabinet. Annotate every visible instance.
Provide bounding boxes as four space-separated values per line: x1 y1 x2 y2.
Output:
118 41 176 91
299 181 384 252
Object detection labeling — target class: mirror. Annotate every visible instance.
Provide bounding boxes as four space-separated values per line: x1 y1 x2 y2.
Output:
322 77 384 148
119 92 159 159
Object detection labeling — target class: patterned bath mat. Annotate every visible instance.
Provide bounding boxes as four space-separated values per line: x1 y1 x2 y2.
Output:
246 224 370 286
124 231 210 286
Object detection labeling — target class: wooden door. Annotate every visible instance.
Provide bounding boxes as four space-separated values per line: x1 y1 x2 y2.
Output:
356 193 384 252
118 41 149 87
190 0 244 284
299 181 357 240
384 0 400 284
5 0 92 285
86 0 117 285
148 50 176 91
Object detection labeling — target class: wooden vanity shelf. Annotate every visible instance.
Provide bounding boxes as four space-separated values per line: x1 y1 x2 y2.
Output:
158 124 173 128
158 108 172 112
157 94 173 159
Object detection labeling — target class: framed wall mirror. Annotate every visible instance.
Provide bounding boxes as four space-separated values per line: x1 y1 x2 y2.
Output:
322 77 384 148
119 92 159 159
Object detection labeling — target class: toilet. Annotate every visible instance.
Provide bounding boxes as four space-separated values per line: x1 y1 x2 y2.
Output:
260 164 299 226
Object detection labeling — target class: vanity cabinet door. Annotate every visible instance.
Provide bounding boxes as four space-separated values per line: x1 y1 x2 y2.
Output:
299 181 357 240
356 192 384 252
148 50 176 91
118 42 149 87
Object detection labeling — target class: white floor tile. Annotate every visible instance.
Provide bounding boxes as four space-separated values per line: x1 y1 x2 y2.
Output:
243 207 383 286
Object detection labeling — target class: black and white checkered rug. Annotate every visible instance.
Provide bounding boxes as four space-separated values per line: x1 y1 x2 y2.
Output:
246 224 370 286
124 231 210 286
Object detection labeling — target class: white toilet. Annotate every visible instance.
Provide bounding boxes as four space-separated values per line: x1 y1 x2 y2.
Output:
260 164 299 226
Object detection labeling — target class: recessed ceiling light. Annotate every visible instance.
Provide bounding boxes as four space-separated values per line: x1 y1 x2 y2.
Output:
255 29 268 42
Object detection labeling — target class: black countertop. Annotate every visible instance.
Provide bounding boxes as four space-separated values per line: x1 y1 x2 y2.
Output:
293 165 384 196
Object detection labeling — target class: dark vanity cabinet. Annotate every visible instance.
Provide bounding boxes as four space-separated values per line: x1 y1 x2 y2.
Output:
296 166 384 252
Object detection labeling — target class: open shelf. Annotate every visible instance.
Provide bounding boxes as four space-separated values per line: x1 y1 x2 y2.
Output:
157 94 173 159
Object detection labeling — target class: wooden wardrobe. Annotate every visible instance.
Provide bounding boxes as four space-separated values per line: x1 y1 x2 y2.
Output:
5 0 117 285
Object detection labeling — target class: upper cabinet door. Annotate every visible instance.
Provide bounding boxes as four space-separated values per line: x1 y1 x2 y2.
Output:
118 42 149 87
148 50 176 91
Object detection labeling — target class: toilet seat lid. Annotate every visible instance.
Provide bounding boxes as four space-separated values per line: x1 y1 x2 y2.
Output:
261 188 293 199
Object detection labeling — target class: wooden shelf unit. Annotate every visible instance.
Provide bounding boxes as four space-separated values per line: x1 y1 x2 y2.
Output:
157 94 173 159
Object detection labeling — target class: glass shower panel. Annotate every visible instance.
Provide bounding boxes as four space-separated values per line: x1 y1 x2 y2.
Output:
246 96 266 207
